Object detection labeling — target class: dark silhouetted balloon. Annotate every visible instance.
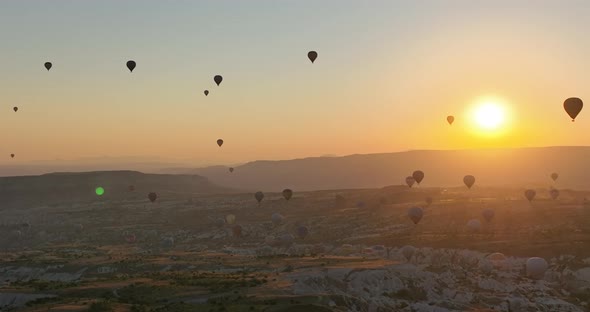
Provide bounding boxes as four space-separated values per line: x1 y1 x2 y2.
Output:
412 170 424 184
524 189 536 202
10 154 14 158
214 75 223 86
564 97 583 121
229 167 234 173
282 189 293 201
405 176 415 188
296 226 309 239
44 62 52 71
464 175 475 189
308 51 318 63
217 139 224 147
551 173 558 182
148 192 157 203
425 196 433 206
255 191 264 203
126 60 136 72
482 209 495 223
550 188 559 200
447 115 454 125
13 107 18 112
204 90 209 96
408 207 423 224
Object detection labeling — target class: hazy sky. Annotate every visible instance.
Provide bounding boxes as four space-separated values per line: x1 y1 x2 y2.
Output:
2 1 590 166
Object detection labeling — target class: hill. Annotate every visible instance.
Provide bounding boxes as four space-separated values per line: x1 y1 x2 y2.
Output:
163 146 590 191
0 171 233 208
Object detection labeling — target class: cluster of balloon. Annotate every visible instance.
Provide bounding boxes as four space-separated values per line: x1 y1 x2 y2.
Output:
563 97 583 122
550 188 560 200
551 172 559 182
526 257 548 279
524 189 536 202
464 175 475 189
214 75 223 86
271 212 285 225
255 191 264 204
467 219 481 232
225 214 236 225
229 167 234 173
44 62 52 71
204 90 209 96
282 188 293 201
405 176 415 188
232 224 242 237
13 107 18 112
412 170 424 185
148 192 157 203
482 208 495 223
217 139 224 147
425 196 433 206
308 51 318 63
447 115 454 125
296 225 309 239
126 60 136 72
407 207 423 225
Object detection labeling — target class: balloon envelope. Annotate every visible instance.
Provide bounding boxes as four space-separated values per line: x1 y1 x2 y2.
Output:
204 90 209 96
217 139 224 147
225 214 236 225
282 189 293 200
13 107 18 112
44 62 52 71
308 51 318 63
467 219 481 232
148 192 157 203
407 207 424 225
551 173 558 181
464 175 475 189
271 213 284 225
10 154 14 158
296 226 309 239
447 115 454 125
214 75 223 86
524 189 536 202
401 245 416 261
412 170 425 184
229 167 234 173
550 188 560 200
526 257 548 279
255 191 264 203
126 60 136 72
564 97 583 121
405 176 415 188
482 209 495 223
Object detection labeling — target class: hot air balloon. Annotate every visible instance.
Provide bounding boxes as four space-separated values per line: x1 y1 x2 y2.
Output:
425 196 433 206
401 245 416 261
526 257 548 279
232 225 242 237
204 90 209 96
13 107 18 112
405 176 415 188
447 115 454 125
486 252 507 269
551 173 558 182
296 226 309 239
229 167 234 173
467 219 481 232
126 60 136 72
282 189 293 201
271 213 284 225
10 154 14 158
482 209 495 223
225 214 236 225
214 75 223 86
412 170 425 185
308 51 318 63
148 192 157 203
44 62 52 71
464 175 475 189
407 207 424 225
524 189 536 202
564 97 583 121
217 139 224 147
550 188 560 200
255 191 264 203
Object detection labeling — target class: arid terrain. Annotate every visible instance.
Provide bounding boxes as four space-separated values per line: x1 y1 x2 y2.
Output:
1 173 590 311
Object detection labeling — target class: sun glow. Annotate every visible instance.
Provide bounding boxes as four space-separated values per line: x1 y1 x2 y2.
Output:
471 99 508 131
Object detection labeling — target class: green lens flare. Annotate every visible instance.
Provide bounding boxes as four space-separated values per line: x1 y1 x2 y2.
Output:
95 187 105 196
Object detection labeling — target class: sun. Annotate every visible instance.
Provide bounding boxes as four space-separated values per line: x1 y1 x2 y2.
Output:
472 101 506 130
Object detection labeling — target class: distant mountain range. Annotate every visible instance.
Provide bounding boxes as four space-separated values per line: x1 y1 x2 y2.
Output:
0 171 232 207
159 146 590 192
